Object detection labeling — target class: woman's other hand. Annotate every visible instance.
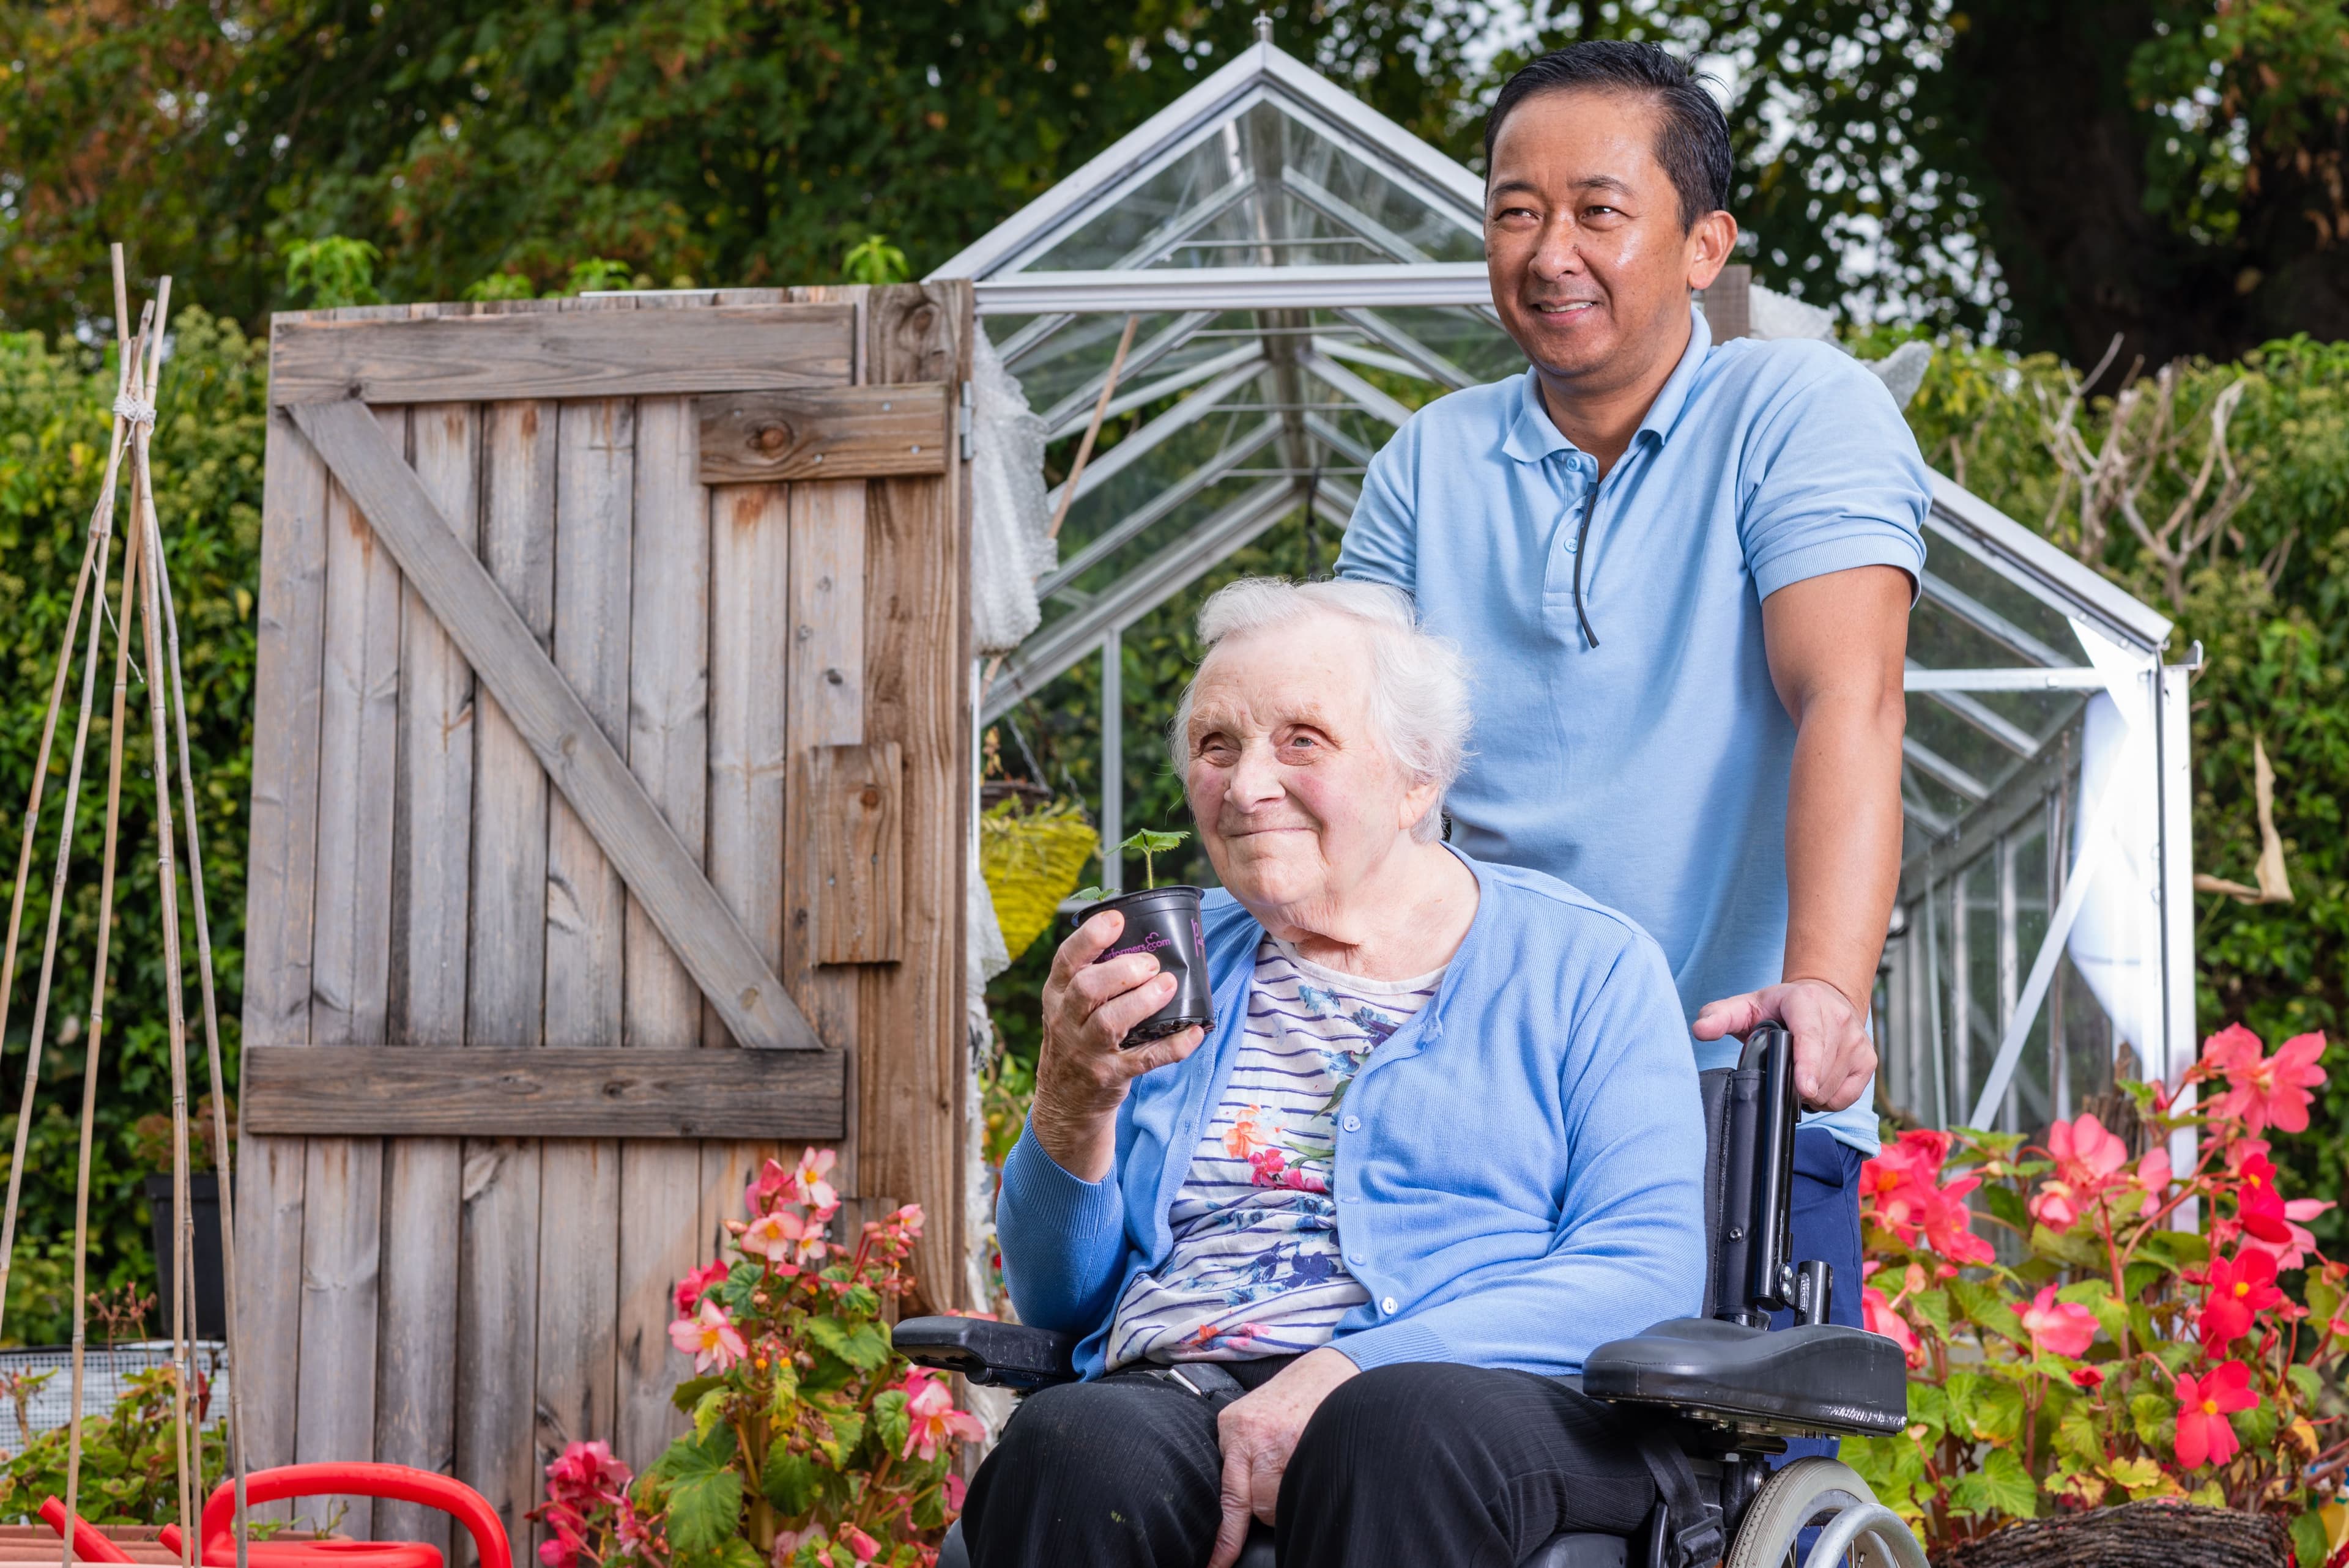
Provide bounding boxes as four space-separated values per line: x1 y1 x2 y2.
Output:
1032 909 1207 1182
1207 1347 1360 1568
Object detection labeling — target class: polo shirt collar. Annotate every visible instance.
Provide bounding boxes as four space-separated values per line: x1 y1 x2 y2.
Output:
1500 302 1715 467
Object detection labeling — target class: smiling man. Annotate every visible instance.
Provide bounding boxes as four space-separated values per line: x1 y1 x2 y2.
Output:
1338 42 1932 1383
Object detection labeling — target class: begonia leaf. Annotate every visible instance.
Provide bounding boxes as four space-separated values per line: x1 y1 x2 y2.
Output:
1949 1448 2037 1520
761 1446 820 1516
2130 1391 2174 1448
2290 1509 2332 1568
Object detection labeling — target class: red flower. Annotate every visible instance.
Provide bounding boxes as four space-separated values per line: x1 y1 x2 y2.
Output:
2239 1197 2336 1273
2172 1361 2257 1468
2197 1249 2284 1350
673 1259 730 1318
2231 1153 2294 1243
2020 1284 2097 1358
2069 1366 2104 1390
1862 1285 1922 1367
2203 1026 2329 1136
1918 1172 1997 1266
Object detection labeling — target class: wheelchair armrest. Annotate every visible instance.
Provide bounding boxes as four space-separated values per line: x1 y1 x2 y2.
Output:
892 1317 1080 1390
1582 1317 1907 1438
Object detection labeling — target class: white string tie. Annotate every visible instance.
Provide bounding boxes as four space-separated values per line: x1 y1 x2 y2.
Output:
112 394 156 426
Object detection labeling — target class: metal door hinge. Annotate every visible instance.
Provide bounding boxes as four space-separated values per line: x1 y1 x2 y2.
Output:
959 379 975 461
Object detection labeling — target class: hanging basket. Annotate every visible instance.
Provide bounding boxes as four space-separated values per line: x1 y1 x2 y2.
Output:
1940 1500 2292 1568
980 798 1099 966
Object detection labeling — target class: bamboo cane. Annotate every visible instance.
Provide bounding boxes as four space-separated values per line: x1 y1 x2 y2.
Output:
59 380 146 1568
150 454 253 1568
0 250 141 1344
122 273 202 1568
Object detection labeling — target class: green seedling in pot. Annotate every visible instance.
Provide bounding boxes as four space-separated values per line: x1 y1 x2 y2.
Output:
1074 828 1191 902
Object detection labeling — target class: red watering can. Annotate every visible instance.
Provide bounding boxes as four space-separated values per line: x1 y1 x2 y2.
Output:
43 1463 508 1568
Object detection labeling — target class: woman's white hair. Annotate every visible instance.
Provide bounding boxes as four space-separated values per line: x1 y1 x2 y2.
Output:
1170 577 1474 843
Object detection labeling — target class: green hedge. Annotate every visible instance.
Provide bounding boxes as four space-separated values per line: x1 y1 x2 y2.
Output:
0 310 266 1341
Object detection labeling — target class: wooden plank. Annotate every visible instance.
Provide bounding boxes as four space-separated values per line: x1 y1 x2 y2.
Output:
616 336 718 1470
377 348 473 1549
533 303 630 1559
458 302 560 1562
456 1137 538 1562
243 1048 847 1137
625 392 708 1048
268 306 856 406
286 399 820 1051
858 283 971 1313
301 371 407 1529
240 376 332 1493
533 1138 618 1504
695 383 949 484
697 294 816 1278
804 742 903 963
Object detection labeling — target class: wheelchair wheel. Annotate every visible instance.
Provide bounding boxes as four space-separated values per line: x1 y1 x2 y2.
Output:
1723 1457 1926 1568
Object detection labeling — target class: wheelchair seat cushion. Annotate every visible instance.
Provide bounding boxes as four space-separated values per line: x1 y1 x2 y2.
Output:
1581 1317 1906 1437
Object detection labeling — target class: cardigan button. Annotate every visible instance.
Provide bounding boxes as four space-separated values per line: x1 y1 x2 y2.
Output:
1342 1115 1361 1132
1380 1297 1399 1315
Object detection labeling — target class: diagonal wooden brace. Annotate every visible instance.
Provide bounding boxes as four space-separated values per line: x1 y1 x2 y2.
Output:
290 398 821 1051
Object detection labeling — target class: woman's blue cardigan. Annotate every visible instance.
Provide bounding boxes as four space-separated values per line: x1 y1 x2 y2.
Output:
996 849 1709 1381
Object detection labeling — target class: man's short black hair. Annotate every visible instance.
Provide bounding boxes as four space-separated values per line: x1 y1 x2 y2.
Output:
1483 41 1732 232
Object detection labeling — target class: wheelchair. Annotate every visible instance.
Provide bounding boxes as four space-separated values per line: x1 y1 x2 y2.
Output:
896 1024 1929 1567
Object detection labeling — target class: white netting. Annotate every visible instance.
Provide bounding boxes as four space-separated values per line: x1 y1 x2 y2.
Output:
968 331 1055 656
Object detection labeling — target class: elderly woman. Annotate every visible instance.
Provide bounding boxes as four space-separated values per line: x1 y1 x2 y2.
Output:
963 579 1706 1568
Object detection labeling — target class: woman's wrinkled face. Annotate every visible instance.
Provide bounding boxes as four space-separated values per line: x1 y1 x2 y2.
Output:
1183 620 1435 915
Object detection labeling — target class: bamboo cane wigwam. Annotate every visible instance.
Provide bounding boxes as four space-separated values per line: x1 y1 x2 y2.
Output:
0 245 251 1568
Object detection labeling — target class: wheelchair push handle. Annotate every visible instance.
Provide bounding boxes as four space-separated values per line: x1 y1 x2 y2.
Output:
1719 1023 1834 1328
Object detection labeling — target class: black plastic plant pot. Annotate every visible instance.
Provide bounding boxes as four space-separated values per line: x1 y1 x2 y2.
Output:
1085 886 1215 1048
143 1171 226 1340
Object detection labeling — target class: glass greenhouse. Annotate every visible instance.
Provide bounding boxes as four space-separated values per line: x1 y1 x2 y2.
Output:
938 32 2200 1137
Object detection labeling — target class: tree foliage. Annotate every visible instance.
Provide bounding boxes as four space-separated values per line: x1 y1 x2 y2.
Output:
8 2 2346 362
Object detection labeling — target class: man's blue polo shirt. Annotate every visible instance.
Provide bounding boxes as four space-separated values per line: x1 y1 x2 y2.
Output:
1336 305 1931 1153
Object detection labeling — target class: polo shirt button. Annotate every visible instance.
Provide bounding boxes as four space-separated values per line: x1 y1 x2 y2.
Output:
1380 1297 1399 1315
1342 1115 1361 1132
1338 1192 1356 1203
1347 1253 1364 1267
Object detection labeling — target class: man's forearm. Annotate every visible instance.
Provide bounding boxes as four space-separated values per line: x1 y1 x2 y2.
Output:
1783 692 1905 1007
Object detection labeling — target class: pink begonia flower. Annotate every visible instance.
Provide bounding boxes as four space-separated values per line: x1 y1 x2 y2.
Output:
2197 1248 2284 1350
839 1524 882 1566
1861 1286 1921 1367
673 1259 730 1319
743 1207 828 1274
2136 1146 2173 1195
2203 1026 2330 1136
789 1147 840 1216
2069 1366 2104 1390
889 1203 925 1238
2173 1361 2257 1468
2047 1114 2129 1186
2239 1198 2337 1273
2020 1284 2098 1358
546 1439 631 1502
2233 1153 2294 1243
900 1367 988 1461
668 1297 749 1372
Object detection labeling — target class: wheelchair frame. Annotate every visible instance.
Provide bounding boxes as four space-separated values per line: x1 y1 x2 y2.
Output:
896 1025 1929 1567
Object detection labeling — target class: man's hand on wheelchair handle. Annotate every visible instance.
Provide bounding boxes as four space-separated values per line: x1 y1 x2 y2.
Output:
1691 976 1876 1112
1033 909 1208 1183
1208 1347 1360 1568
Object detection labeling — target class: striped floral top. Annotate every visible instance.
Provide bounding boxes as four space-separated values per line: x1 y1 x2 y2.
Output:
1104 936 1445 1368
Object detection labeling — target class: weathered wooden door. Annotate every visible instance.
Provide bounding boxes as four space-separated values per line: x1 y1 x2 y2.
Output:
237 286 970 1555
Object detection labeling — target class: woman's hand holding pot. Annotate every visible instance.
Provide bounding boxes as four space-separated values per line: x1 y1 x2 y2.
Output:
1032 910 1208 1182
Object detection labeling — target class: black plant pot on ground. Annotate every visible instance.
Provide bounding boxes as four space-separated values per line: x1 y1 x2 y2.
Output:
1083 885 1215 1047
143 1172 226 1341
